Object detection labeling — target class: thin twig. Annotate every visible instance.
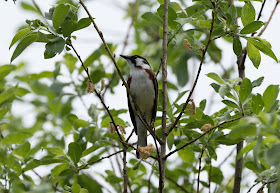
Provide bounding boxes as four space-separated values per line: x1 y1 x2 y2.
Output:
165 175 189 193
218 147 236 168
257 1 279 37
246 181 260 193
166 1 216 136
164 116 243 159
256 178 279 192
156 25 183 77
123 147 128 193
78 150 123 171
147 162 155 193
197 148 205 193
208 159 212 193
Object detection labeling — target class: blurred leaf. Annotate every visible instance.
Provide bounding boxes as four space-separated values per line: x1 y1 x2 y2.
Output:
68 142 82 165
82 140 111 157
72 182 81 193
228 123 256 139
78 174 102 193
247 42 261 69
264 144 280 166
45 147 66 156
167 131 174 150
206 166 223 184
141 12 163 26
13 141 30 158
263 85 279 112
52 4 70 30
178 146 195 163
2 132 32 145
64 53 77 73
51 163 70 181
0 65 16 79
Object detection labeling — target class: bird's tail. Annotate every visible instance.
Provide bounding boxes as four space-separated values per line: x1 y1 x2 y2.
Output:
136 126 147 159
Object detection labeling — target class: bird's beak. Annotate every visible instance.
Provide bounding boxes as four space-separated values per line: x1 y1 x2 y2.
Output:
120 55 130 60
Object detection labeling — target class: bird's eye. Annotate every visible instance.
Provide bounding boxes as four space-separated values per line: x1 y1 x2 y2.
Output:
143 60 148 64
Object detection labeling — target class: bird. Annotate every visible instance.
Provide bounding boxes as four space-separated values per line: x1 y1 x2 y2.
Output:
120 54 158 158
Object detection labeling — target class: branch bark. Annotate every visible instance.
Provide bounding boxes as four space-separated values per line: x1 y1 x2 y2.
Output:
159 0 169 192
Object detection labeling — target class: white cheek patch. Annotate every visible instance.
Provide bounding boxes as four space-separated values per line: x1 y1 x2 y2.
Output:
135 58 151 70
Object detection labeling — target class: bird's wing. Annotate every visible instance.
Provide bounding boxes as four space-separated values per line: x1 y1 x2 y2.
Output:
152 73 158 123
127 76 138 135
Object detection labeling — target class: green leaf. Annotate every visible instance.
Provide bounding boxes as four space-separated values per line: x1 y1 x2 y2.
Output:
45 147 66 156
44 37 66 59
68 142 82 165
247 42 261 68
82 141 111 157
78 174 102 193
263 85 279 112
72 182 81 193
157 5 178 29
228 5 237 25
141 12 163 26
228 123 256 139
206 72 225 84
252 77 264 87
77 18 91 30
64 53 77 73
264 144 280 166
52 4 70 30
205 166 223 184
252 94 263 114
13 141 30 158
222 100 240 109
9 28 31 49
62 20 77 37
241 2 255 27
233 37 242 56
247 37 277 62
219 84 230 99
173 90 189 104
51 163 70 181
239 78 252 104
240 21 264 34
167 131 174 150
178 146 195 163
0 65 16 79
73 119 89 130
11 33 37 62
2 132 32 145
15 87 30 97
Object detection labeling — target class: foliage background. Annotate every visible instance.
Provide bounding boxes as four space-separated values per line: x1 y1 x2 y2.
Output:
0 0 280 193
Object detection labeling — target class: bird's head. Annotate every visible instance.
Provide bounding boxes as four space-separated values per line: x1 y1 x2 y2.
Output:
120 55 151 70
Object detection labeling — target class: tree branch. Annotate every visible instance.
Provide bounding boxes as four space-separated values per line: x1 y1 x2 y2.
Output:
166 1 216 136
164 116 243 159
197 148 205 193
159 0 169 192
79 0 162 145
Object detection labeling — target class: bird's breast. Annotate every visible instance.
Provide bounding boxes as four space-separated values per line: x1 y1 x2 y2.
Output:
129 69 155 115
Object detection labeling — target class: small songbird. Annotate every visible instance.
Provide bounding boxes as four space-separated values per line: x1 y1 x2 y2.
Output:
120 55 158 158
